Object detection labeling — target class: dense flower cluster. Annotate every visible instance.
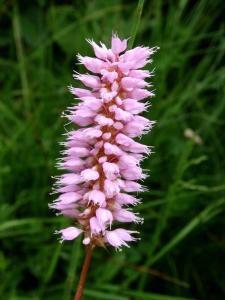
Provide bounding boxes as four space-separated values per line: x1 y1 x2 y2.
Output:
50 34 158 250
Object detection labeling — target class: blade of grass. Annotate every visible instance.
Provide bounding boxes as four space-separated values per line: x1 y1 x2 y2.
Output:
63 238 82 300
0 218 65 232
91 285 196 300
129 0 145 48
124 290 196 300
84 289 128 300
12 4 31 115
38 243 63 297
149 198 225 265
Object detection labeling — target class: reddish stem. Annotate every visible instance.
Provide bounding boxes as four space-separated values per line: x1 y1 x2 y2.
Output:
74 245 93 300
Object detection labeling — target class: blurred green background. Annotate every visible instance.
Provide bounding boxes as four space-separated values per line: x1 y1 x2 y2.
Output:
0 0 225 299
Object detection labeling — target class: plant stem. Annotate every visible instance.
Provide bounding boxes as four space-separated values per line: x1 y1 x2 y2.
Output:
74 244 93 300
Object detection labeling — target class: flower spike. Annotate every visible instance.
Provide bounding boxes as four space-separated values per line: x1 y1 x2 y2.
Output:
50 34 158 250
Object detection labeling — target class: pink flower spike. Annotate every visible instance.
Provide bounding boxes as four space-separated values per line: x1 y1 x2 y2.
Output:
50 34 158 253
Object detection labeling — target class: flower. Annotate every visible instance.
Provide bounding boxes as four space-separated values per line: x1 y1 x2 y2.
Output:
105 229 138 250
50 33 158 250
57 227 83 242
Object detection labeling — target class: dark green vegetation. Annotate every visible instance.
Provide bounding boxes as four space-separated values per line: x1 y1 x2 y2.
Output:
0 0 225 299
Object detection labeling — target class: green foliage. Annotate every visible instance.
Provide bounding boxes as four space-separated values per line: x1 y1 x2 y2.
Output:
0 0 225 299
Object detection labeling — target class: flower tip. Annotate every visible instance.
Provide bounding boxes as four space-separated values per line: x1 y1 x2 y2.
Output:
111 33 127 54
76 54 83 64
83 237 91 245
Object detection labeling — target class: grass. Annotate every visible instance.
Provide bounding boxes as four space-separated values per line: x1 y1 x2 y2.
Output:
0 0 225 299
